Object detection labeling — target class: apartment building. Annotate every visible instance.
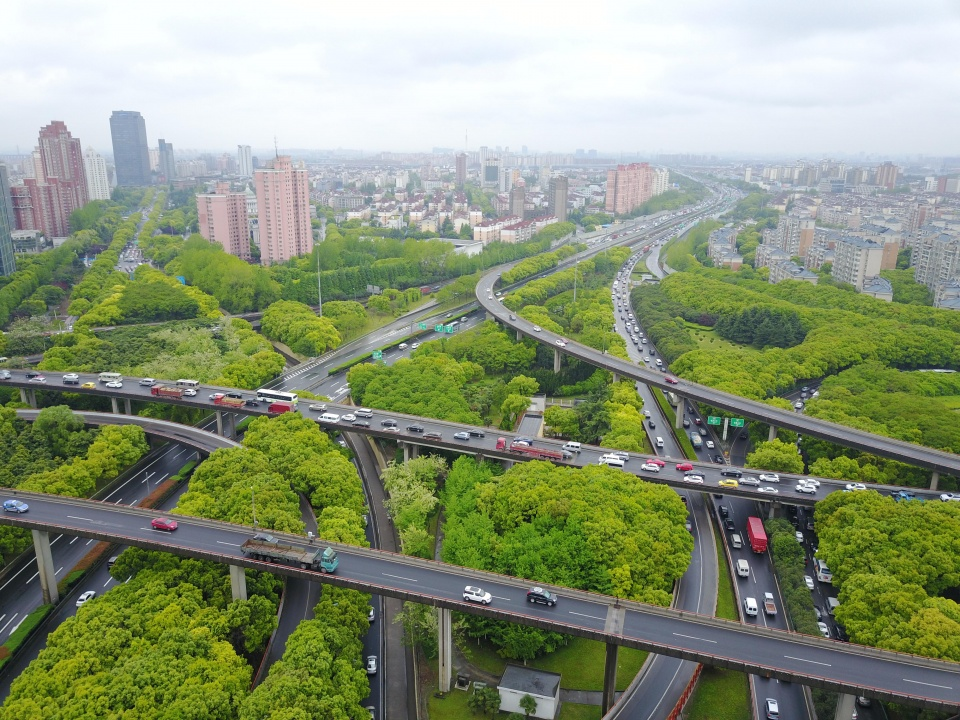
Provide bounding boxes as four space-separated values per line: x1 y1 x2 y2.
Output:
832 236 884 290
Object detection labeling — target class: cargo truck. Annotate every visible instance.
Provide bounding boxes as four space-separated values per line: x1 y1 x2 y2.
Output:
690 433 703 450
151 385 185 399
763 592 778 616
496 437 570 461
746 516 768 553
268 402 294 415
213 395 245 409
240 533 339 572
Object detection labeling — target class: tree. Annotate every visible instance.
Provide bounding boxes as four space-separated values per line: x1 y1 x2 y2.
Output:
543 406 579 437
746 439 805 474
519 693 538 718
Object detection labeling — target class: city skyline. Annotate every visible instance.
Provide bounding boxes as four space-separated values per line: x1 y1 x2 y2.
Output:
2 1 959 156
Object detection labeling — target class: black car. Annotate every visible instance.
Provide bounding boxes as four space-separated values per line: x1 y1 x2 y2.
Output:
739 431 748 440
647 420 656 429
244 399 260 407
352 420 371 427
526 587 558 607
26 371 41 379
720 469 743 478
406 424 425 433
724 518 736 531
719 506 730 517
468 429 485 438
713 454 725 464
381 419 398 427
682 419 690 428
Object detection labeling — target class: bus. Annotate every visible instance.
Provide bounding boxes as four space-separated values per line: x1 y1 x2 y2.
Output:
814 558 832 584
256 388 299 407
99 372 122 384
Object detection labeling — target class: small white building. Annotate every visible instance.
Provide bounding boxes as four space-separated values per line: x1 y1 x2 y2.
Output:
497 665 561 719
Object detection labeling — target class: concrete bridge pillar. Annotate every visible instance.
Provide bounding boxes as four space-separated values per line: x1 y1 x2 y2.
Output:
111 397 120 414
31 530 59 605
403 443 419 463
20 388 37 408
553 348 561 373
768 501 781 519
930 470 940 491
486 311 495 322
602 603 625 715
124 398 132 415
612 373 619 383
438 607 453 693
229 564 248 601
216 410 224 436
517 329 522 342
675 396 684 429
768 425 778 442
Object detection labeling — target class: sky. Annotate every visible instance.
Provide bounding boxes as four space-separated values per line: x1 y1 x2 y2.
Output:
2 0 959 158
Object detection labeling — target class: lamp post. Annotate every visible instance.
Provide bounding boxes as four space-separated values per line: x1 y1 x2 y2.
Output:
573 261 580 303
251 487 258 528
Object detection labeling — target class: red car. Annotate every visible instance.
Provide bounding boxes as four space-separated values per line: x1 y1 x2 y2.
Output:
664 376 679 384
646 458 666 467
676 462 694 472
151 517 178 532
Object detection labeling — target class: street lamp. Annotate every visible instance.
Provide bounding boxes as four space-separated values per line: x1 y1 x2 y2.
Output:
251 486 258 528
573 261 580 303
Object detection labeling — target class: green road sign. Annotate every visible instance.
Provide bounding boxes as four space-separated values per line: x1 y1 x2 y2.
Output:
418 322 427 330
372 350 383 360
707 416 722 426
435 324 444 332
444 324 455 333
730 417 745 427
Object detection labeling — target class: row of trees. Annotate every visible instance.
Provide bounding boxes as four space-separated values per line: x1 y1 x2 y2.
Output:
260 300 341 357
380 456 445 558
0 238 90 329
500 243 579 285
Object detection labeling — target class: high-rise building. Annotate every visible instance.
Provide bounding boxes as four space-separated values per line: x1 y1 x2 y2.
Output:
255 155 313 265
875 162 899 191
605 163 654 215
832 236 884 290
509 186 526 218
109 111 151 186
83 147 111 201
237 145 253 176
157 139 175 183
0 164 17 276
482 156 501 189
197 182 250 261
455 152 467 188
479 146 488 168
549 175 568 223
37 121 88 211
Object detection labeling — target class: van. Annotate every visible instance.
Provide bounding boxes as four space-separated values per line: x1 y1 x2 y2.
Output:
736 559 750 577
268 402 294 415
319 413 341 424
655 437 664 448
598 454 625 468
731 533 743 549
744 597 758 617
562 442 582 454
176 379 200 389
398 343 409 350
355 408 373 418
826 597 840 616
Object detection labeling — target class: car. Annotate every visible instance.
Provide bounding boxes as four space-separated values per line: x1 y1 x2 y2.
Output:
940 493 960 502
646 458 666 467
29 375 48 383
694 418 702 426
308 403 328 412
383 426 400 433
682 419 691 428
705 440 715 449
892 489 917 502
423 432 442 441
698 427 708 437
468 429 485 438
366 656 378 674
845 483 867 491
463 586 492 605
647 420 656 429
63 372 80 383
683 474 704 484
664 376 678 384
740 476 760 486
526 587 558 606
676 462 694 471
758 473 780 483
508 314 516 320
795 531 804 543
244 399 260 407
139 378 156 386
757 487 779 494
804 575 815 590
342 413 357 422
151 517 178 532
856 697 872 708
643 356 651 363
556 339 566 347
378 418 398 428
640 462 661 473
208 393 223 401
794 400 805 410
368 606 376 623
406 424 424 433
720 469 742 478
712 454 725 464
365 708 376 720
352 420 371 427
0 370 10 380
398 343 408 350
719 478 739 488
80 381 96 389
410 342 420 350
817 622 831 639
765 698 779 720
814 606 823 620
800 478 820 488
3 499 29 513
795 483 817 494
533 326 542 332
183 388 197 396
724 518 736 530
453 431 470 441
76 590 97 608
25 371 41 379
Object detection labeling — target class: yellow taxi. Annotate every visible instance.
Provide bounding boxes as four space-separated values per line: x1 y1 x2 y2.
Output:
718 478 739 488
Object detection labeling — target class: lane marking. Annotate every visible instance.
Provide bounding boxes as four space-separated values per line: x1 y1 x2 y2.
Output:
491 595 511 601
903 679 952 690
55 566 63 576
568 611 605 622
673 632 716 644
784 655 831 667
382 573 417 583
66 515 94 522
216 541 241 547
69 537 77 544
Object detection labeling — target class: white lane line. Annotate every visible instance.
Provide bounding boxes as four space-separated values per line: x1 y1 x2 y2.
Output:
0 614 20 635
85 539 93 545
491 595 511 601
903 679 952 690
673 632 717 643
55 566 63 576
69 537 77 544
382 573 417 583
568 611 605 622
26 571 39 584
216 541 242 547
784 655 831 667
66 515 94 522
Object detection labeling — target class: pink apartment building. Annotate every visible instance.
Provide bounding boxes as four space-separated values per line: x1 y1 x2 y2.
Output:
197 182 250 260
605 163 654 215
255 155 313 265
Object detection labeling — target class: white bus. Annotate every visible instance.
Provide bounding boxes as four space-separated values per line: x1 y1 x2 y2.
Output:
814 558 832 584
256 388 299 407
176 379 200 389
98 372 122 384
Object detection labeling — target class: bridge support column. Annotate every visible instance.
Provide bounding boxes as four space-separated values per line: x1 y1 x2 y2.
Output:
768 424 778 442
438 607 453 693
502 459 513 470
229 564 247 601
124 398 132 415
111 397 120 414
675 396 684 429
20 388 37 408
517 329 522 342
31 530 59 605
612 373 619 383
553 349 561 373
602 603 625 715
216 410 224 436
486 311 495 322
768 501 781 519
930 470 940 491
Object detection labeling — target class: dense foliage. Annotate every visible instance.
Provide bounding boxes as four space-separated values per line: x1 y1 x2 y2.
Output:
500 240 579 284
260 300 341 356
764 517 819 636
0 239 91 329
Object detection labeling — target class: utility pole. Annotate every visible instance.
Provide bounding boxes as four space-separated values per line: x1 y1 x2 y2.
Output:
251 487 257 527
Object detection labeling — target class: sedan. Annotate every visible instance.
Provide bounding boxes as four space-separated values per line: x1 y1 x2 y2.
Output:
3 499 29 513
664 377 679 384
410 343 420 350
676 462 694 472
682 474 705 484
817 622 831 639
940 493 960 502
383 426 400 433
646 458 666 467
758 473 780 483
380 418 398 427
801 478 820 488
682 419 691 428
342 413 357 422
720 469 742 478
183 388 197 397
640 463 661 473
308 403 328 412
794 401 805 410
643 356 651 363
804 575 815 590
718 478 739 488
555 339 567 347
29 375 48 383
81 382 96 389
453 432 470 441
463 586 492 605
713 455 725 464
845 483 867 491
533 326 542 332
366 656 378 675
740 476 760 486
76 590 96 607
151 517 178 532
795 531 804 543
352 420 370 427
795 483 817 494
105 380 122 388
407 424 425 433
705 440 715 449
757 487 779 494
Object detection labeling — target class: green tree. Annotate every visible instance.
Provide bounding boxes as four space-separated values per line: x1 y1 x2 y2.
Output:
519 693 538 718
746 439 805 474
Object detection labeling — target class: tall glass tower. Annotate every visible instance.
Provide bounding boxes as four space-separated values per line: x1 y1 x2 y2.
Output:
109 110 151 186
0 164 17 276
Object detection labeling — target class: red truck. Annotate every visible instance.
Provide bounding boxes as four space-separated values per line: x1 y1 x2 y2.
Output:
213 394 245 409
495 437 570 462
151 385 185 399
268 401 294 415
746 517 768 553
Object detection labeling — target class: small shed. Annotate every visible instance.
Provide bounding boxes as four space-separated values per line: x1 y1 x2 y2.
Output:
497 664 561 719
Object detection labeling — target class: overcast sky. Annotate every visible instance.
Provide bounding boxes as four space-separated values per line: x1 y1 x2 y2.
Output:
3 0 958 158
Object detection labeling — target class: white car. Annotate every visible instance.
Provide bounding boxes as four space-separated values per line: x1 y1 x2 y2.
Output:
804 575 815 590
758 473 780 483
794 401 805 409
556 339 566 347
757 487 779 494
682 474 705 484
740 476 760 486
463 586 492 605
801 478 820 488
183 388 197 397
366 656 378 674
139 378 156 386
795 483 817 494
76 590 96 607
383 426 400 433
308 403 328 412
817 622 831 639
795 531 804 543
705 440 715 449
533 326 542 332
410 343 420 349
342 413 357 422
105 381 123 388
643 357 651 363
640 463 661 473
940 493 960 502
845 483 867 491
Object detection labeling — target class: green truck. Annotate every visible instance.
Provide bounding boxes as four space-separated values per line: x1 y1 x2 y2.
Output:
240 533 339 573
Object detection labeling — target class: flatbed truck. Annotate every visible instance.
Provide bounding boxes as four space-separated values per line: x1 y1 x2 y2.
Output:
240 533 339 573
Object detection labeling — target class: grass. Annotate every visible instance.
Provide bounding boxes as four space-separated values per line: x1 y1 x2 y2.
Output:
338 297 433 343
714 526 738 621
938 395 960 411
684 322 741 354
560 703 603 719
0 603 54 671
460 635 647 692
652 389 698 459
427 687 474 719
684 666 751 720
